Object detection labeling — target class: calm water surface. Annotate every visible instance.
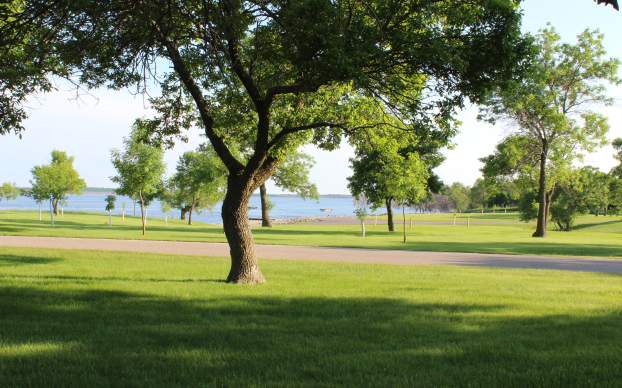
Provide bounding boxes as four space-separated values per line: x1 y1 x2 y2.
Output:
0 192 359 224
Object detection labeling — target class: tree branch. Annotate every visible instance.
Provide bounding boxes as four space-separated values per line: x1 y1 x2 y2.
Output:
152 22 244 172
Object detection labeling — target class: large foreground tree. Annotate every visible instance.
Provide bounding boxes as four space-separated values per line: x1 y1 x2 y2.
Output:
481 27 620 237
4 0 526 283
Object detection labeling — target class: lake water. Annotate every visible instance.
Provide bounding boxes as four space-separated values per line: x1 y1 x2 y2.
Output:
0 192 360 223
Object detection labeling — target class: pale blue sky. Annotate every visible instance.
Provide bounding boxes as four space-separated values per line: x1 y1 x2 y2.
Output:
1 0 620 194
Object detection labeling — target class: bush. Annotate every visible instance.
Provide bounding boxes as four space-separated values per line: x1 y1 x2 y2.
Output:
518 191 539 222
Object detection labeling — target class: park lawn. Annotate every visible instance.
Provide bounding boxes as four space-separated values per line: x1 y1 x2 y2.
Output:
0 247 621 386
0 210 621 258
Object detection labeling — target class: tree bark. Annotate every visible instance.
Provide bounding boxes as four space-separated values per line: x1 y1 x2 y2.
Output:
544 189 554 230
222 175 265 284
260 183 272 227
181 206 190 221
386 197 395 232
533 142 548 238
188 205 194 225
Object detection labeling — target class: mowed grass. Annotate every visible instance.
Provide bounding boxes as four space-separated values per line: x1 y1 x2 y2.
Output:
0 247 621 386
1 210 621 258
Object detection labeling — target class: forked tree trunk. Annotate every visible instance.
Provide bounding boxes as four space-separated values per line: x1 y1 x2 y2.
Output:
533 143 549 238
222 175 265 284
386 197 395 232
260 183 272 227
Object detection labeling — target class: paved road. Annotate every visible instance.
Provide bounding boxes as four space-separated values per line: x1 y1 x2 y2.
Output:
1 236 621 274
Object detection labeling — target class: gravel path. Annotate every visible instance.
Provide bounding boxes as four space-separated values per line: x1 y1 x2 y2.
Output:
1 235 621 274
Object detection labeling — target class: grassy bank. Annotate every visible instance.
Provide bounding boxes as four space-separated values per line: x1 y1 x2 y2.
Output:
1 210 621 258
0 247 621 386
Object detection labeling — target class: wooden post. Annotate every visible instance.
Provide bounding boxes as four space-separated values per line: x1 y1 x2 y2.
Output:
467 216 470 229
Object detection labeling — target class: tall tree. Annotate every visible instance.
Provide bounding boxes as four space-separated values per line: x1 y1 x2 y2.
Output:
481 27 620 237
30 150 86 215
260 151 319 227
170 145 227 225
111 120 166 236
5 1 527 283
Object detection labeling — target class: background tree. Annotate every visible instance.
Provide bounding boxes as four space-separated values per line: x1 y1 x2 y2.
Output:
260 151 319 227
481 27 620 237
170 145 227 225
105 195 116 226
609 138 622 214
111 120 165 236
446 183 470 213
7 0 527 283
30 150 86 215
0 182 20 203
349 113 451 232
469 179 490 213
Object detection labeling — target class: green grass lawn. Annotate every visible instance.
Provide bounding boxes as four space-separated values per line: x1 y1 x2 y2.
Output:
1 210 621 258
0 247 621 386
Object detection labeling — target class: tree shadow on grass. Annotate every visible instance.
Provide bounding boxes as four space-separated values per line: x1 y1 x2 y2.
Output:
324 241 622 258
572 218 622 231
0 254 62 267
0 286 621 386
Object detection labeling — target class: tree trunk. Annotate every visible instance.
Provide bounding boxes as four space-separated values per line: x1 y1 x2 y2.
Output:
533 142 548 238
181 206 189 221
188 205 194 225
386 197 395 232
222 175 265 284
52 198 59 215
544 189 554 231
260 183 272 227
139 192 146 236
402 205 406 243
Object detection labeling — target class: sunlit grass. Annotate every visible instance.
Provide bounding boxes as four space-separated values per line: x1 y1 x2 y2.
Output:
1 210 621 258
0 247 621 386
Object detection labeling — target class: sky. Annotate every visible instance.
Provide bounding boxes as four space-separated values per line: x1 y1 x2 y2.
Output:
1 0 621 194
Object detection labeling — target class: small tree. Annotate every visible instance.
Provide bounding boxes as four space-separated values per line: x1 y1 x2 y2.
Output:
469 179 489 214
105 194 116 226
111 120 165 236
161 201 171 225
30 150 86 215
0 182 20 203
353 195 369 238
446 183 470 213
169 145 227 225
